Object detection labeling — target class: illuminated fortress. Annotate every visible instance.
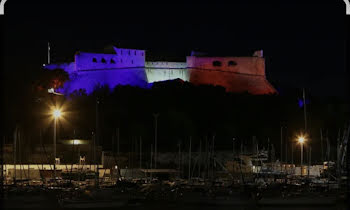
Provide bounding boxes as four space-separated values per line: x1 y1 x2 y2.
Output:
45 46 276 95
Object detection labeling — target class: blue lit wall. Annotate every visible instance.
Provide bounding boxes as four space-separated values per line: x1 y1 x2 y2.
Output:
59 68 149 95
75 48 145 71
45 47 150 95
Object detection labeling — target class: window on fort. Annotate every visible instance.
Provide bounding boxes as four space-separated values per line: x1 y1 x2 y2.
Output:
228 61 237 66
120 59 123 63
213 61 222 67
101 58 106 63
110 59 115 64
134 51 136 55
92 58 97 62
141 52 144 56
131 60 134 64
128 50 130 55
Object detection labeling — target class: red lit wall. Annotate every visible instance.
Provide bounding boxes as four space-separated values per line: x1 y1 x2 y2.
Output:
187 56 277 95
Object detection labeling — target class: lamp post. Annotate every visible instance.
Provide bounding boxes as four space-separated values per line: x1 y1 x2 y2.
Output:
153 113 159 169
53 109 61 179
298 135 306 176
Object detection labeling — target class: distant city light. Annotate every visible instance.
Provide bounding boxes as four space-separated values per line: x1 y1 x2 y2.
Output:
73 140 81 145
63 139 88 145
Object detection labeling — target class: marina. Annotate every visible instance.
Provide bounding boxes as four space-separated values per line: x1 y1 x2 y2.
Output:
2 124 349 209
1 157 348 209
2 2 349 210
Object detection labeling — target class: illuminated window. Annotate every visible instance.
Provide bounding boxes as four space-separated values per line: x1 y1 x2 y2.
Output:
228 61 237 66
101 58 106 63
110 59 115 64
213 61 222 67
92 58 97 62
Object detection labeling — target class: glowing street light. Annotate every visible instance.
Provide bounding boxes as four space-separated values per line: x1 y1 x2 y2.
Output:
53 109 61 119
298 136 305 144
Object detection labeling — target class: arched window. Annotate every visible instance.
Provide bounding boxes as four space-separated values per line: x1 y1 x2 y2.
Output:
120 59 123 63
128 50 130 55
228 60 237 66
141 52 144 56
213 61 222 67
110 59 115 64
101 58 106 63
134 51 137 55
131 60 134 64
92 58 97 62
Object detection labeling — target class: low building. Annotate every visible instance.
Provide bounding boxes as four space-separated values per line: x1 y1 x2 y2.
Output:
3 164 104 180
4 139 103 165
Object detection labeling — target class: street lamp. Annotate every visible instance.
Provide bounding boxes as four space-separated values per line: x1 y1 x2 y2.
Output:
52 108 61 179
297 135 306 176
53 109 61 118
153 113 159 169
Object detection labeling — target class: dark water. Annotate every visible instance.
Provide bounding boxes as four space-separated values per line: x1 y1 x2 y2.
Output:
57 205 345 210
3 193 347 210
3 203 346 210
118 204 345 210
39 201 347 210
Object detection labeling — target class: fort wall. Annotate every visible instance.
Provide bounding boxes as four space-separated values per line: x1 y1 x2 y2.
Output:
45 47 276 95
187 56 276 94
145 61 189 83
186 56 265 76
74 47 145 71
60 68 148 95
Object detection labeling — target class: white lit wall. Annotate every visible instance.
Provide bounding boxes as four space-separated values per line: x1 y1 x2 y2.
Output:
145 61 189 83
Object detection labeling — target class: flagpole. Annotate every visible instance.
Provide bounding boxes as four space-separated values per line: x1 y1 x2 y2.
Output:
303 88 307 131
48 42 50 64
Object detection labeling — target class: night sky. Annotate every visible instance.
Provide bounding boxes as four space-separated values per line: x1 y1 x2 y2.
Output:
2 1 349 100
